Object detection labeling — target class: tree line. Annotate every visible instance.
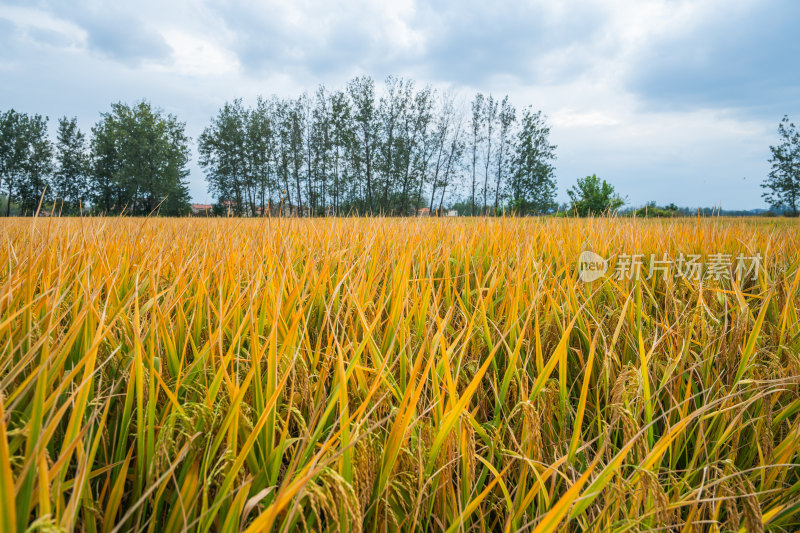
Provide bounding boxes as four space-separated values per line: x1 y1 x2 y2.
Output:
3 82 799 219
0 75 560 217
0 102 191 216
198 76 557 216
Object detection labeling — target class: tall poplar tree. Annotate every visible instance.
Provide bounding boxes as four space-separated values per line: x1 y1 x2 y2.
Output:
53 116 90 214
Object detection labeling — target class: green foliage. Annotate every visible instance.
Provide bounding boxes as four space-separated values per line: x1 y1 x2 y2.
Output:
199 77 555 217
567 174 625 216
198 99 249 216
90 101 191 216
630 201 680 217
348 75 378 213
468 93 484 216
1 103 190 217
2 76 569 218
492 96 515 213
53 116 90 214
480 94 497 212
762 115 800 216
507 108 557 214
0 110 53 216
14 114 52 214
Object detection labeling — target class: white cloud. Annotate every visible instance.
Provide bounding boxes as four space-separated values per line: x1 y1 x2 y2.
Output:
0 0 794 208
158 31 240 76
0 4 84 37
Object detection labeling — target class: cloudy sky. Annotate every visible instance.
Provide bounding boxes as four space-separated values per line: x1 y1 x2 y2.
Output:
1 0 798 208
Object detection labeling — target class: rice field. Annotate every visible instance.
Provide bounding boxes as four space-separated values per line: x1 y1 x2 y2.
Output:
1 216 800 532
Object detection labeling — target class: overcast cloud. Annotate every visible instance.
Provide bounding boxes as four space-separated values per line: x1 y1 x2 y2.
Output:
1 0 797 208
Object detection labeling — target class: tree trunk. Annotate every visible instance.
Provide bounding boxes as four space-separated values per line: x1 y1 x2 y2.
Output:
471 142 477 216
5 181 12 216
494 141 504 213
364 128 373 213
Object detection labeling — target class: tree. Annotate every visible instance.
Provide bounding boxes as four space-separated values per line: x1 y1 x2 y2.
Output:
436 115 465 213
289 97 306 215
0 111 53 216
90 101 191 216
196 77 560 218
159 114 192 216
16 114 53 214
481 95 497 213
401 85 433 215
53 117 90 214
469 93 484 216
312 86 332 214
300 92 315 215
428 93 455 212
246 96 278 215
494 95 515 213
762 116 800 216
508 108 557 214
329 90 354 215
567 174 625 216
348 76 377 213
274 98 295 213
89 116 119 214
198 100 248 216
377 76 404 213
0 110 27 215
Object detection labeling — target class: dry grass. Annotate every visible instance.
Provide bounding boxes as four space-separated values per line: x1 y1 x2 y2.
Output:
1 215 799 532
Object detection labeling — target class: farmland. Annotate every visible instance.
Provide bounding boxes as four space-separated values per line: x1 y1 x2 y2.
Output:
1 216 799 531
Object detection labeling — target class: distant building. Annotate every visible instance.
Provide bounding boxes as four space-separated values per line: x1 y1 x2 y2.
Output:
190 203 214 215
446 210 458 217
417 207 431 217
